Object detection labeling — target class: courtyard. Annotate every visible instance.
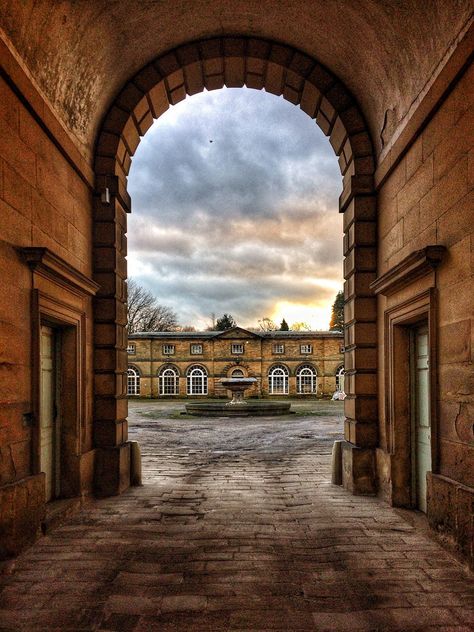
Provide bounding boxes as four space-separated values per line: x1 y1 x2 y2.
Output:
128 399 345 467
0 400 473 631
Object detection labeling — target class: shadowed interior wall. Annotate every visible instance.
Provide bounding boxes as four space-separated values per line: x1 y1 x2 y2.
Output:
1 0 472 162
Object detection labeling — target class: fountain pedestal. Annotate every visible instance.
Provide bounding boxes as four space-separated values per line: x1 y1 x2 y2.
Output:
220 377 257 405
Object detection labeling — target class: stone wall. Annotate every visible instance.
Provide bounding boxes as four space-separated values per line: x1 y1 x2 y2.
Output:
0 49 96 555
376 62 473 565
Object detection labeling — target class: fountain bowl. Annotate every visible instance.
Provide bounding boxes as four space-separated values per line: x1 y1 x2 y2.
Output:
185 376 292 417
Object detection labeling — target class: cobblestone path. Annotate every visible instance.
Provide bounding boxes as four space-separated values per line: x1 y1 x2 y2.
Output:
0 402 473 631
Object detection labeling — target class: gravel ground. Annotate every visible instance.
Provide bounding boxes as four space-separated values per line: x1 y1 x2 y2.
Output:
128 398 345 463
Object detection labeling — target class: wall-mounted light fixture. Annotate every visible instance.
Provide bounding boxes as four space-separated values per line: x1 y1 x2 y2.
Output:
101 187 110 204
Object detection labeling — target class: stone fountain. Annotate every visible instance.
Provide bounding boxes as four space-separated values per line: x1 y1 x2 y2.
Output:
221 376 258 405
185 376 292 417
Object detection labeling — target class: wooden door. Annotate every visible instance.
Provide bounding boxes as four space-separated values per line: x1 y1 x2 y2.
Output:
412 326 431 512
40 326 59 501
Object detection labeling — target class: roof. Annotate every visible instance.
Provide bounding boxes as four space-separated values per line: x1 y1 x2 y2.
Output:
128 326 343 340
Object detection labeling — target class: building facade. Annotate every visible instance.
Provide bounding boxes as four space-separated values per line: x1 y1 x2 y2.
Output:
127 328 344 399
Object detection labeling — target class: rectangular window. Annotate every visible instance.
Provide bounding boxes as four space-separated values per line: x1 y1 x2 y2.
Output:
190 344 203 355
273 344 284 354
163 344 175 355
231 343 244 354
300 344 312 354
127 343 136 354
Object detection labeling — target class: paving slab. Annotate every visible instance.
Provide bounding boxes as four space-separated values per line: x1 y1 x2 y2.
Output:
0 399 473 631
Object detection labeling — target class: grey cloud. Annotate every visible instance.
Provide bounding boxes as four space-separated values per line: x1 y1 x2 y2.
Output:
134 262 339 325
128 89 340 221
127 88 343 328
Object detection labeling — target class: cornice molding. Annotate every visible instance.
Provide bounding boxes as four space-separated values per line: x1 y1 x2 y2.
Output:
20 247 100 296
370 246 446 296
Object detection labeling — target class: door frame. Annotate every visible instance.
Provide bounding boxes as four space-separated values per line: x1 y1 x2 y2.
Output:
32 290 85 499
383 289 439 509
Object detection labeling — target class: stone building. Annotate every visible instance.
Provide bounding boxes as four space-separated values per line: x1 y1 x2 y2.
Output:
126 328 345 399
0 2 473 568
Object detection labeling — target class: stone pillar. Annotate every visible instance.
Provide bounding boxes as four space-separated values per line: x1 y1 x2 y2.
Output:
93 181 131 497
341 194 378 494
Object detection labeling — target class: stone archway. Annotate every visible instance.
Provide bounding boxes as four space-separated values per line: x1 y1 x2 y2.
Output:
92 36 377 496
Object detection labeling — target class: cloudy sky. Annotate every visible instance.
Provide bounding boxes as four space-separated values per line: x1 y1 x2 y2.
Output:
127 87 343 330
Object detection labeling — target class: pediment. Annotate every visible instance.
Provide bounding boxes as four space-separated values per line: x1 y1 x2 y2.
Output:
215 327 261 340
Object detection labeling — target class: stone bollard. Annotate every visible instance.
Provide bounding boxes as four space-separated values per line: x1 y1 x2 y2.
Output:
331 440 343 486
129 441 143 486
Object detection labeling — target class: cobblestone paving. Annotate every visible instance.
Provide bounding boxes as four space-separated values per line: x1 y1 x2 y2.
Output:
1 400 473 631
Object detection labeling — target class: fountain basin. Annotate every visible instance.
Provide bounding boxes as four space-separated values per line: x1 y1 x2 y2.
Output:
185 401 292 417
185 376 291 417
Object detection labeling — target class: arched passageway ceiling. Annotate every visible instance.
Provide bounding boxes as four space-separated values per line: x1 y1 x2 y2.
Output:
95 36 375 213
2 0 472 161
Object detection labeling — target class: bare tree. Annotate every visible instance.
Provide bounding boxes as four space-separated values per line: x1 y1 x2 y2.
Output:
258 317 277 331
127 279 178 333
291 321 312 331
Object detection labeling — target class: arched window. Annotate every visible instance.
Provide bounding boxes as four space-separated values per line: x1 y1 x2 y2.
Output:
231 368 244 378
187 365 208 395
336 366 345 394
127 366 140 396
296 364 317 394
159 366 179 395
268 364 289 395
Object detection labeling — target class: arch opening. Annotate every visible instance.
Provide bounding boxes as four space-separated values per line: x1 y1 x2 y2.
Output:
93 36 378 495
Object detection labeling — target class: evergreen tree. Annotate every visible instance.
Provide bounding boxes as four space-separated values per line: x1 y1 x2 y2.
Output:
215 313 237 330
329 290 345 331
280 318 289 331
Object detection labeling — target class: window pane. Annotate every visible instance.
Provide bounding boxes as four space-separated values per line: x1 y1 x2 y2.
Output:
187 367 208 395
268 365 288 395
160 369 178 395
127 367 140 395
